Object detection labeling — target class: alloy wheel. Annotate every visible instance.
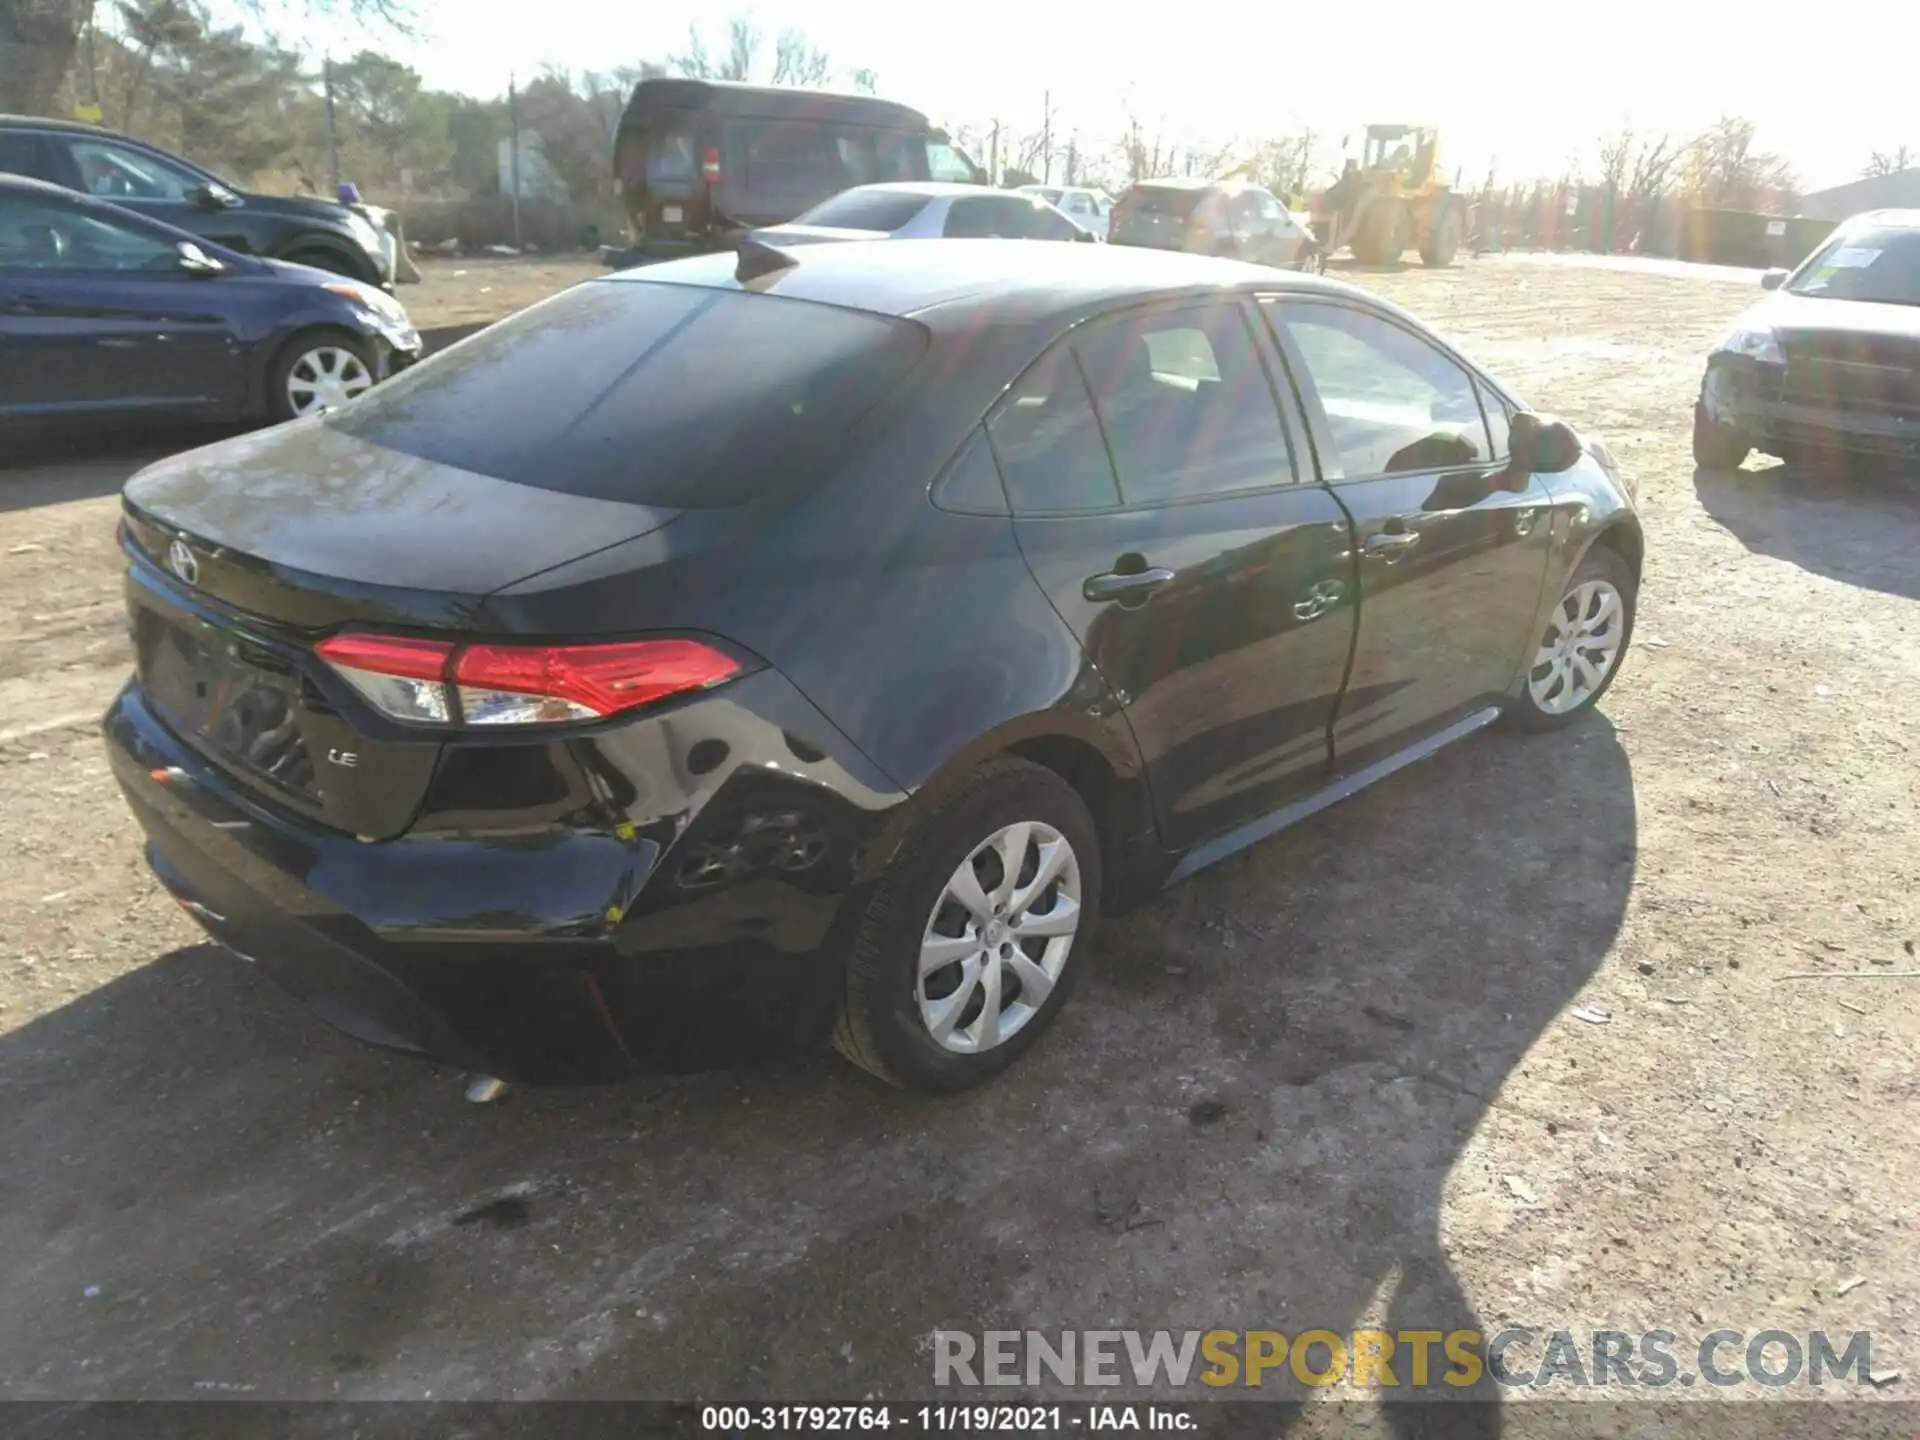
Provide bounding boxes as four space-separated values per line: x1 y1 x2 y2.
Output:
1528 578 1626 715
285 346 373 416
917 820 1082 1055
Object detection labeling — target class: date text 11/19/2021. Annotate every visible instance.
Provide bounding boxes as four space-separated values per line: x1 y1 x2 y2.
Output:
700 1405 1195 1432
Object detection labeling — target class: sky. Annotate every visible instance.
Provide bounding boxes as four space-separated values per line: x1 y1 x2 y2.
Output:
227 0 1916 193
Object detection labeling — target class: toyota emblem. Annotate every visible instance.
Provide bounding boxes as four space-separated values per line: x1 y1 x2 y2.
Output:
166 537 199 586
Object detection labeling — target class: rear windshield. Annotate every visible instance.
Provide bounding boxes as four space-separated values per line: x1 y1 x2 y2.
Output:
793 189 931 231
614 116 697 186
327 281 926 508
1123 187 1206 219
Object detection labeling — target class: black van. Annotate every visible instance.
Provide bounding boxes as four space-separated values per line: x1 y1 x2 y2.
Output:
613 79 984 257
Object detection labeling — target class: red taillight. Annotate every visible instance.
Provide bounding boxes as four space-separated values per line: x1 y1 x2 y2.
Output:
314 633 740 728
316 633 457 724
701 147 722 184
453 640 739 726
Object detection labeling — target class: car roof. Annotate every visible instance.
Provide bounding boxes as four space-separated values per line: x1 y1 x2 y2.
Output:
608 237 1365 327
621 78 929 129
1128 176 1221 191
0 113 107 133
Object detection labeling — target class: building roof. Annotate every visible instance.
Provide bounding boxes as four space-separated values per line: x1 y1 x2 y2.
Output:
1798 169 1920 223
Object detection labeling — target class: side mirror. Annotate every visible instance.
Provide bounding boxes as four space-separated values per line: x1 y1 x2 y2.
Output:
1509 410 1582 476
1760 268 1788 291
193 182 236 211
175 240 225 275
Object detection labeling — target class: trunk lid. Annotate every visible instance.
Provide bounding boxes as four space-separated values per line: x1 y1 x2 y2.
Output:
121 422 681 839
118 274 927 840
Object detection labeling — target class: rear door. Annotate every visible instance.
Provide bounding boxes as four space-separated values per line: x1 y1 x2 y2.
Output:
1259 296 1556 771
616 109 706 242
992 297 1357 850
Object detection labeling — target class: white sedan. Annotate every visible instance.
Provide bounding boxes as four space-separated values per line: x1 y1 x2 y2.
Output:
750 183 1101 247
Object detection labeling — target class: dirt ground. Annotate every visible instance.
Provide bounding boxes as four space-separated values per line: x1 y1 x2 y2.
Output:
1 252 1916 1423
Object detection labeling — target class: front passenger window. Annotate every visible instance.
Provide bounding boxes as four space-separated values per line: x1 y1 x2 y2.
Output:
1266 301 1491 477
0 195 177 271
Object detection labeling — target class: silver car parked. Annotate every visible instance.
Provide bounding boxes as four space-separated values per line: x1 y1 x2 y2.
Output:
750 182 1100 247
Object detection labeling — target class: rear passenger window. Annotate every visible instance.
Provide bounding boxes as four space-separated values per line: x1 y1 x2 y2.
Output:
1267 301 1491 477
1072 303 1296 504
735 121 841 189
1022 201 1082 241
932 429 1008 515
985 347 1120 514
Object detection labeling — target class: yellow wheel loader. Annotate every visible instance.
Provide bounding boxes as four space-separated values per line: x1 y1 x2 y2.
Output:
1311 124 1470 267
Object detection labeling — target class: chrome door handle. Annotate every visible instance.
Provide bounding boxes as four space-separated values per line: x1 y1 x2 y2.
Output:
1364 530 1422 555
1083 567 1175 604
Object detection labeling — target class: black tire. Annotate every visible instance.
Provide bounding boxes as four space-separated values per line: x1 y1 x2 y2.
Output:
833 758 1101 1094
1420 203 1463 267
1353 200 1409 266
266 327 377 424
1691 400 1751 470
1503 545 1637 733
281 246 366 281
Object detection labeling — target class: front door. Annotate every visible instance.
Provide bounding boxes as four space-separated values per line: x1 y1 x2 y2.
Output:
1259 296 1556 771
0 188 241 416
990 297 1357 850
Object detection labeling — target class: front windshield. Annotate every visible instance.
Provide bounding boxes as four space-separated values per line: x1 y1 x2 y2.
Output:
1786 227 1920 306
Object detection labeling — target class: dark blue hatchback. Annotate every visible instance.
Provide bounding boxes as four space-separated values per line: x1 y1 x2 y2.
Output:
0 173 420 428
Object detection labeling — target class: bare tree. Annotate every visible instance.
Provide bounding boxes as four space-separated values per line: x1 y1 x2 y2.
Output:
1253 128 1320 198
1864 144 1915 177
666 22 711 80
770 27 828 87
1684 115 1795 209
721 15 756 82
669 13 865 90
1596 127 1633 194
1626 133 1680 201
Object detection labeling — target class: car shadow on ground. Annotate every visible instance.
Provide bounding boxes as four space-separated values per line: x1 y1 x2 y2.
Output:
0 716 1635 1433
0 424 247 512
1693 458 1920 601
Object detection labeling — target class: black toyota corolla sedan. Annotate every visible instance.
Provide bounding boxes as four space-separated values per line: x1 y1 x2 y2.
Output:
104 239 1642 1095
1694 208 1920 469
